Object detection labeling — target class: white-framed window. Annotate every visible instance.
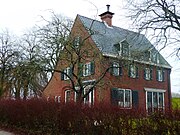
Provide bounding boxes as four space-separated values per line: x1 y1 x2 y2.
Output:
64 67 71 80
111 62 122 76
83 61 95 77
73 36 81 48
74 85 94 106
83 85 94 106
54 96 61 103
145 88 165 113
57 96 61 103
111 88 132 108
129 65 138 78
114 40 129 57
121 40 129 57
144 68 152 80
157 69 164 82
61 67 71 80
65 90 71 103
54 96 57 102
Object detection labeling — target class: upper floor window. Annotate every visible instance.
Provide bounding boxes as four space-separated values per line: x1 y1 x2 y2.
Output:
61 67 72 80
73 36 81 48
129 65 138 78
82 61 95 77
111 62 122 76
144 68 153 80
111 88 132 108
156 69 165 82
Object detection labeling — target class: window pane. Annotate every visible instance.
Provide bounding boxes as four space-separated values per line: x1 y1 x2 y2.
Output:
65 91 71 103
153 92 158 108
122 41 129 57
158 93 163 108
118 90 124 107
145 68 150 80
125 90 130 107
113 62 119 76
130 65 136 78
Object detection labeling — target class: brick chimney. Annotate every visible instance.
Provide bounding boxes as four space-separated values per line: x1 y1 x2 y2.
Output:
99 5 114 27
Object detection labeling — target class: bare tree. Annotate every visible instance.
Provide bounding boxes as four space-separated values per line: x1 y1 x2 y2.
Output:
36 11 73 76
125 0 180 57
0 29 19 98
11 29 49 99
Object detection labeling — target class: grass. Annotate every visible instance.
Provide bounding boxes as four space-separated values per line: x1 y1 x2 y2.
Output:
172 98 180 109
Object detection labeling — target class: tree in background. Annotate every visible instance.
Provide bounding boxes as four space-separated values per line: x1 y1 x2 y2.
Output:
36 11 73 76
125 0 180 57
0 30 19 98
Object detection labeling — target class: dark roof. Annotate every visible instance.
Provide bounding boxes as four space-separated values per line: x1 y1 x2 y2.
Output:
77 15 171 68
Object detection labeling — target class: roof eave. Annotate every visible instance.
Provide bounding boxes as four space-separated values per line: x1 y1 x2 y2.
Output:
102 53 172 69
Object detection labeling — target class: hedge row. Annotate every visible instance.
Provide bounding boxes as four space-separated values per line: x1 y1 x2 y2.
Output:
0 99 180 135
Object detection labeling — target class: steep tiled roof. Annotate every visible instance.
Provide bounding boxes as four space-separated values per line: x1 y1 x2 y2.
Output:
78 15 171 68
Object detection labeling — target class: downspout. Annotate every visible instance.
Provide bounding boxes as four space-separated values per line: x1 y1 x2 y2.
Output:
167 69 172 111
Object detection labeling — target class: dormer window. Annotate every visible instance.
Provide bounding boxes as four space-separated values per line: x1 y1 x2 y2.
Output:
152 52 160 64
121 40 129 57
114 40 129 57
144 50 151 61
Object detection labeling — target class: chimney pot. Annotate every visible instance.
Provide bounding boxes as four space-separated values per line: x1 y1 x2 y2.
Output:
106 4 110 11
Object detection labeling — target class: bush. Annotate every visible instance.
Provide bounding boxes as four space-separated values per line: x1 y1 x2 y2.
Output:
0 99 180 135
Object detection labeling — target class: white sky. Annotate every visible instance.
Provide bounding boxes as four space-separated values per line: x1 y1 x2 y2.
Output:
0 0 179 93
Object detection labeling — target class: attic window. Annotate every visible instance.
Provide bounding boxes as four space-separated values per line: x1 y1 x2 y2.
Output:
114 40 129 57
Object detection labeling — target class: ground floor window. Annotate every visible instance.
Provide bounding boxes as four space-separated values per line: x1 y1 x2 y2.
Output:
74 85 94 106
145 88 165 113
111 88 132 108
65 90 71 103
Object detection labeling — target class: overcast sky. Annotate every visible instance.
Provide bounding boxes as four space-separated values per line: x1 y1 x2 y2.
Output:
0 0 179 93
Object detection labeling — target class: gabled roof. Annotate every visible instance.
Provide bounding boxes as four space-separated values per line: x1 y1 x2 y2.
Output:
77 15 171 69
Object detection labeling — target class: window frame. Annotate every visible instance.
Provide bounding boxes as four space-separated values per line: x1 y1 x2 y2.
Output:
144 68 152 80
111 88 132 108
156 69 165 82
129 65 138 78
65 90 71 103
111 62 122 76
61 67 71 80
145 89 165 114
82 61 95 77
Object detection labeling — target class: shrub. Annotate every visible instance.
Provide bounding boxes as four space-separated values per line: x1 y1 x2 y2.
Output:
0 99 180 135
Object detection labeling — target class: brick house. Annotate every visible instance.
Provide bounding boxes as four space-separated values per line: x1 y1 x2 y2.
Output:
43 5 172 113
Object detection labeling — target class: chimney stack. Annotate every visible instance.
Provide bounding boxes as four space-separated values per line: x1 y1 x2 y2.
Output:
99 5 114 27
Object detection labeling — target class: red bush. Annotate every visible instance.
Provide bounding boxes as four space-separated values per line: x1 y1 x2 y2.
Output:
0 99 180 135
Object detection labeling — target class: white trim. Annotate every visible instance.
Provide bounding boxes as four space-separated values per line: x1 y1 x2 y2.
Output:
82 79 96 83
65 90 71 103
102 53 172 69
144 88 166 93
57 96 61 103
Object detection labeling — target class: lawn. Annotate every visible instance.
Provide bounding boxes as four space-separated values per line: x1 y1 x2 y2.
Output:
172 98 180 109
